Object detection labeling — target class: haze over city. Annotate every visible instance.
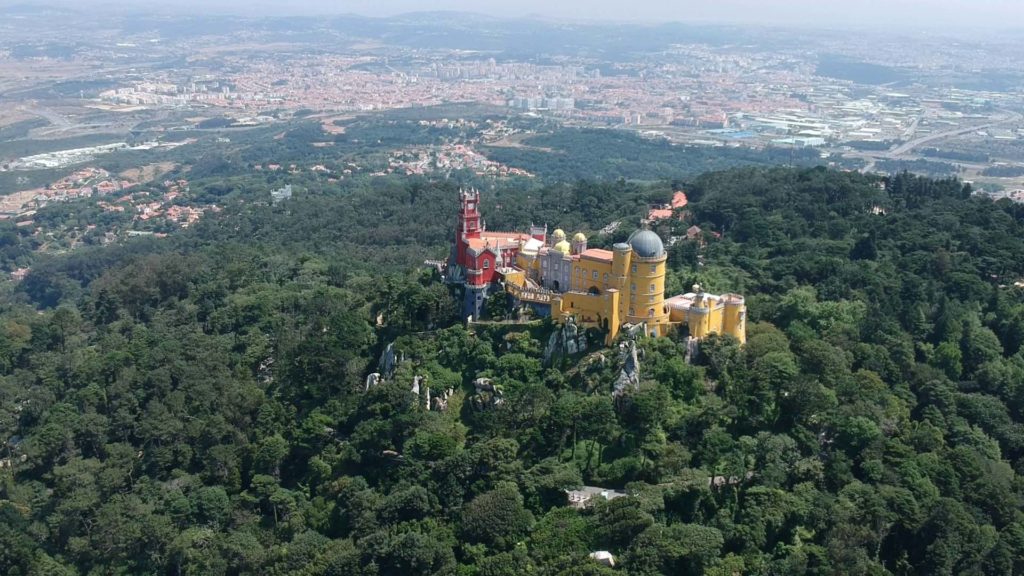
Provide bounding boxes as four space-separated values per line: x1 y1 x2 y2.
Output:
3 0 1023 30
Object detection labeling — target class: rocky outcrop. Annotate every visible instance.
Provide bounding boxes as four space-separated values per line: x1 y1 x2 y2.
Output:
613 339 641 398
544 317 588 364
470 376 504 411
429 387 455 412
378 342 401 380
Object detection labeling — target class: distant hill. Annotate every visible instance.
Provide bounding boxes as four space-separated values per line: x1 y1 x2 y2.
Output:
815 54 910 85
0 3 79 15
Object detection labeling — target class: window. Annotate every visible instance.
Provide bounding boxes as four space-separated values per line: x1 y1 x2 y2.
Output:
649 308 655 317
629 307 635 316
631 283 636 293
651 265 657 273
650 283 656 293
592 271 599 280
631 264 637 273
630 293 635 302
603 273 609 282
483 260 490 269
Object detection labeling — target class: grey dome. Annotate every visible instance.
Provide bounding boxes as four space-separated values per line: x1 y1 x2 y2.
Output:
628 230 665 258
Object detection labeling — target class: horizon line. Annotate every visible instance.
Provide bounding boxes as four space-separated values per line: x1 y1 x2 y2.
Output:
2 3 1024 36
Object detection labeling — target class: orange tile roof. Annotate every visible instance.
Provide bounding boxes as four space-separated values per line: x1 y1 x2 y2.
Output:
462 231 530 252
467 236 522 253
481 231 532 241
580 248 614 262
647 208 673 220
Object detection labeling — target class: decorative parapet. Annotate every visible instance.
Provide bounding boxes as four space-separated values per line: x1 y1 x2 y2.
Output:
507 282 557 304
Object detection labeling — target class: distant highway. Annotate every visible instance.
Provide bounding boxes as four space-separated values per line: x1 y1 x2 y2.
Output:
888 110 1023 157
842 109 1024 174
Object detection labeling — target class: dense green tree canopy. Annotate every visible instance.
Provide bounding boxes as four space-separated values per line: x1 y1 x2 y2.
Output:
1 166 1024 575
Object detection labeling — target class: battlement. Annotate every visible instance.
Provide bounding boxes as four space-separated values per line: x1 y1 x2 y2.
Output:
507 282 557 304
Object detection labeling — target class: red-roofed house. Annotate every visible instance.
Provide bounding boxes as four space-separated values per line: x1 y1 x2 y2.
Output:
647 191 688 222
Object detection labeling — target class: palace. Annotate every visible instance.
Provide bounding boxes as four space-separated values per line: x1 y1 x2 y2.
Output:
446 188 746 345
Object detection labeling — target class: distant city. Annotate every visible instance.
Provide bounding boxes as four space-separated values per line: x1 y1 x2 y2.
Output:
1 6 1023 232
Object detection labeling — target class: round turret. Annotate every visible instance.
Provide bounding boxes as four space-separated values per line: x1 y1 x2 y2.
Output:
570 232 588 255
552 229 566 242
627 230 665 258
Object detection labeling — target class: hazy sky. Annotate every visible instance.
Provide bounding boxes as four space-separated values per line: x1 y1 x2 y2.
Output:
10 0 1024 31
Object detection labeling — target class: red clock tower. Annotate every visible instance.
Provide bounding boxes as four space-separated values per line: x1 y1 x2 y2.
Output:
455 188 483 268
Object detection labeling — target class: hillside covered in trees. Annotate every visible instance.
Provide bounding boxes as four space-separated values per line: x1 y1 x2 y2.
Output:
2 167 1024 575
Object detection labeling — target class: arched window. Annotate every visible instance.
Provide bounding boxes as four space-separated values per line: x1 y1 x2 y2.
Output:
483 260 490 269
650 283 656 293
648 308 655 317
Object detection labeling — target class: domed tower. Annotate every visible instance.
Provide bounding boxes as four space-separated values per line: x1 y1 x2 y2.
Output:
624 230 670 335
550 229 566 246
553 239 572 255
571 232 587 255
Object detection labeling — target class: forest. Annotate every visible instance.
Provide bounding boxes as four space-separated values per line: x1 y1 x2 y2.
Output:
2 166 1024 575
873 159 959 178
482 129 838 182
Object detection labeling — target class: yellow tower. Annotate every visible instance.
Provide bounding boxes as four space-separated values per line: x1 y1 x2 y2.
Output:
622 230 670 336
611 241 632 297
688 288 713 339
722 294 747 344
666 284 747 343
571 232 588 255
